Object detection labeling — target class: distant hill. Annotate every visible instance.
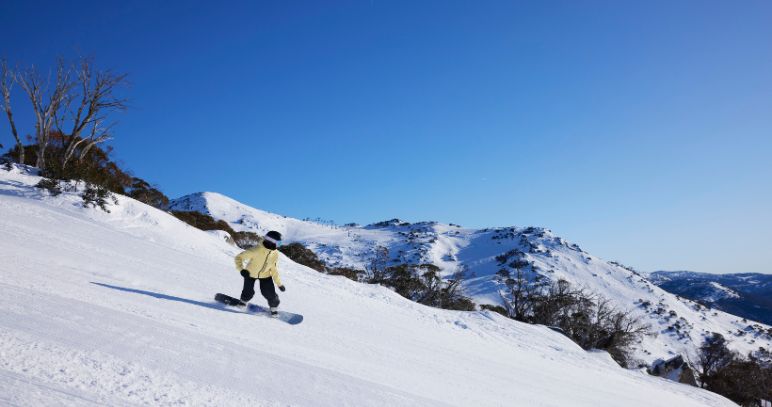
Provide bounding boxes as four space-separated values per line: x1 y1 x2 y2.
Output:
649 271 772 325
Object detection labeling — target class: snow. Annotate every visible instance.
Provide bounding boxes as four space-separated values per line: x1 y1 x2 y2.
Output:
706 282 741 301
0 165 738 406
171 191 772 368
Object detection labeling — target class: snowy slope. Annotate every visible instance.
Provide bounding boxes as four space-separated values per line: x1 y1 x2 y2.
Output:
0 166 737 406
171 192 772 368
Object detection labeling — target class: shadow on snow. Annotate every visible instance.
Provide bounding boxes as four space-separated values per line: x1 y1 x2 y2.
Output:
90 282 242 314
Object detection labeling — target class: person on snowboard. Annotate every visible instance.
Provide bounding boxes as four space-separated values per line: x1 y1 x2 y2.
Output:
234 230 285 316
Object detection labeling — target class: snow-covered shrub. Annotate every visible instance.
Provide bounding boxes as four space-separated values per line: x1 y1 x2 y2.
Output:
81 184 117 212
697 333 772 404
127 177 169 209
376 264 425 298
495 248 525 265
171 210 235 234
36 178 62 196
169 211 259 249
278 243 327 273
369 218 411 228
496 276 648 366
5 139 169 211
328 267 364 281
480 304 508 317
375 264 476 311
232 231 261 249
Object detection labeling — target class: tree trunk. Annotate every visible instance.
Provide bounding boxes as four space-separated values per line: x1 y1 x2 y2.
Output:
3 107 24 165
1 62 24 165
36 142 46 171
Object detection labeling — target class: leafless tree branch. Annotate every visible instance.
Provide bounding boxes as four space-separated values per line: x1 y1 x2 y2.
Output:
5 57 127 172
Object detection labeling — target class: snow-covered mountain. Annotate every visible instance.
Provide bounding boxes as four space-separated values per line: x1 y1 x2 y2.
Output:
0 165 739 406
650 271 772 325
171 192 772 368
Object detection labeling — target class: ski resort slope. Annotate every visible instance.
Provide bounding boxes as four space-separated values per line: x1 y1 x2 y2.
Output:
0 167 733 407
172 192 772 367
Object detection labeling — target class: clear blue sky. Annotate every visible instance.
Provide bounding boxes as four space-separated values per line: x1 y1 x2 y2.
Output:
2 1 771 274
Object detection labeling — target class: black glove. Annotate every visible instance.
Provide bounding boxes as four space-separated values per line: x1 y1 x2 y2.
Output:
279 285 286 292
240 270 250 278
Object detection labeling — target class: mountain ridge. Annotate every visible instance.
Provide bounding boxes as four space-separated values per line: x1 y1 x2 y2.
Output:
650 270 772 325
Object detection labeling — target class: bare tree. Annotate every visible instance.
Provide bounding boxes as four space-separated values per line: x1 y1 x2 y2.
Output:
16 59 72 170
439 266 474 310
1 60 23 164
366 245 390 283
3 57 127 172
59 58 127 170
698 333 735 388
502 267 535 321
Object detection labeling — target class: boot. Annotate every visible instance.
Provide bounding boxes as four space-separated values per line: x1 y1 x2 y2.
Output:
270 307 278 317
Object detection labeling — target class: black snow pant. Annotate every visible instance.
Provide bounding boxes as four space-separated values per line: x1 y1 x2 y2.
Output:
240 270 280 308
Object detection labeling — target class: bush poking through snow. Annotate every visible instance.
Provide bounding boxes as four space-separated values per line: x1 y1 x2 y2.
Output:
279 243 327 273
328 267 364 281
169 211 262 249
372 264 476 311
171 211 235 234
232 231 261 250
3 141 171 211
127 177 169 210
36 178 62 196
277 242 364 281
480 304 509 317
81 184 117 212
697 333 772 405
495 275 649 366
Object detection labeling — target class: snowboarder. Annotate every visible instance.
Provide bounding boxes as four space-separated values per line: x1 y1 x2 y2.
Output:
234 230 286 316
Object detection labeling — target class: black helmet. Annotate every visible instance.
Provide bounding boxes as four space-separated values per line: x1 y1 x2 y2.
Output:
263 230 282 250
266 230 282 241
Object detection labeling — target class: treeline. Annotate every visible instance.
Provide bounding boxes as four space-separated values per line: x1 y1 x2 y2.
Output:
698 333 772 406
8 139 170 212
278 243 475 311
368 263 476 311
490 268 648 366
169 210 263 250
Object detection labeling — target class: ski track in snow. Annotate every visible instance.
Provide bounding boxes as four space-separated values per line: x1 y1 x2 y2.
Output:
0 165 736 406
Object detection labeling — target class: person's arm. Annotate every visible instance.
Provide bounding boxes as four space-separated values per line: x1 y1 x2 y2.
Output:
234 250 249 270
270 252 284 288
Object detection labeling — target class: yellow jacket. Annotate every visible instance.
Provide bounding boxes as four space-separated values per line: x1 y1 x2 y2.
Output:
234 239 282 286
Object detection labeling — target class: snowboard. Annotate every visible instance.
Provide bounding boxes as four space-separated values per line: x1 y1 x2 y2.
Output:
214 293 303 325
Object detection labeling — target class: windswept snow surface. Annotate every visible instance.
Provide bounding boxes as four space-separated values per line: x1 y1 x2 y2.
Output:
0 167 737 406
171 192 772 368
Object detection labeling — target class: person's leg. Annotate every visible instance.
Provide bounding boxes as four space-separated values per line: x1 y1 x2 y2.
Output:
240 270 257 303
259 277 280 308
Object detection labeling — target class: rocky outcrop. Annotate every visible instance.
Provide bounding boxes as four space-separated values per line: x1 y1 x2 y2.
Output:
649 355 697 386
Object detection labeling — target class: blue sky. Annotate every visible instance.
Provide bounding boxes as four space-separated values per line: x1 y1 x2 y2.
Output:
2 1 771 274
